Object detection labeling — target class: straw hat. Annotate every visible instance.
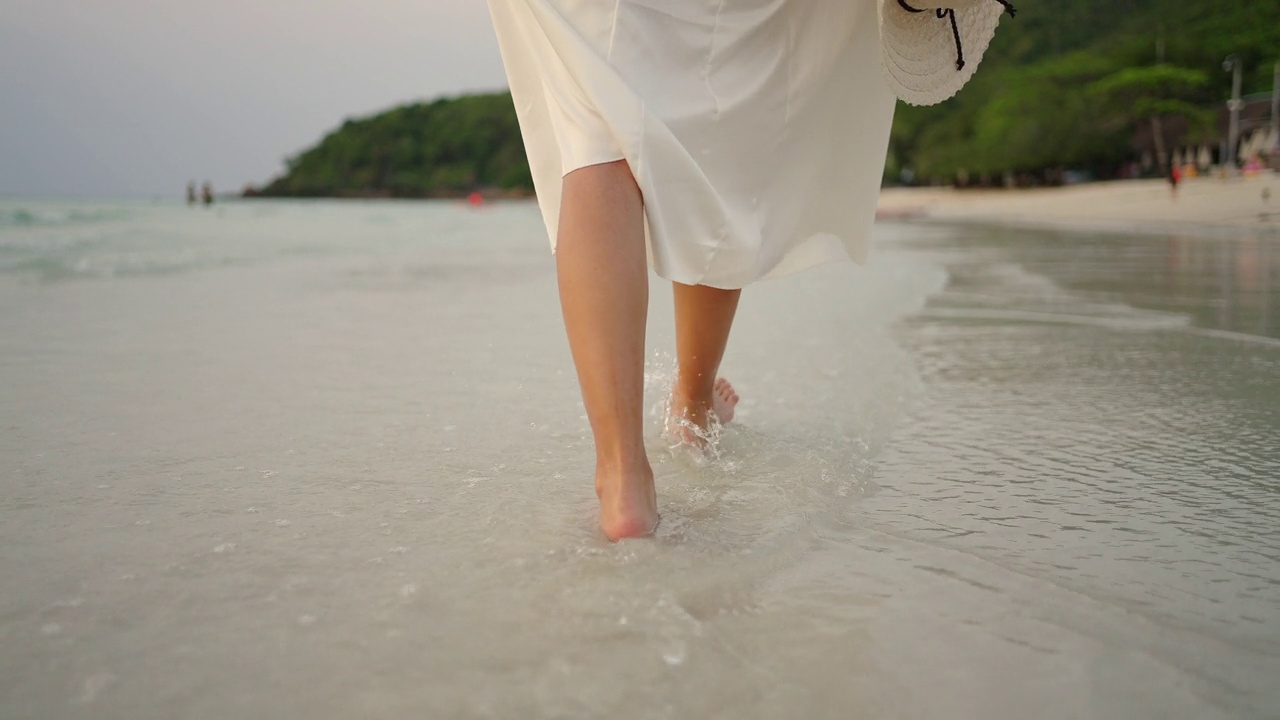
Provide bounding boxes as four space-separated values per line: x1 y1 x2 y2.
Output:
878 0 1017 106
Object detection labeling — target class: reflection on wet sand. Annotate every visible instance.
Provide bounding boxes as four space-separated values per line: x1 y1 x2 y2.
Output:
1162 232 1275 338
930 224 1279 341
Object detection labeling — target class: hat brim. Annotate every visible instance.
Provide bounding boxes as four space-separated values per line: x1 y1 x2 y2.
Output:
878 1 1005 106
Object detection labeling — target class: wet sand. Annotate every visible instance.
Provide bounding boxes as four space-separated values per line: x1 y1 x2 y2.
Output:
0 199 1277 718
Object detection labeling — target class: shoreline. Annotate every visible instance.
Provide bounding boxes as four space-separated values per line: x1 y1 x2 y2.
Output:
876 174 1280 237
11 174 1280 240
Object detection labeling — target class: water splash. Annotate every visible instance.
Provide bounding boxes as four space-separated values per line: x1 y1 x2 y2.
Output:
644 353 729 466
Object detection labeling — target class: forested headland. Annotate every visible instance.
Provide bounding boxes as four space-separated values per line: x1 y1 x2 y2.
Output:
250 93 531 199
248 0 1280 198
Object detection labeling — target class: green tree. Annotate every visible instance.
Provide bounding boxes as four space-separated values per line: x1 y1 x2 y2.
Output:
253 0 1280 196
1088 65 1213 170
256 93 533 199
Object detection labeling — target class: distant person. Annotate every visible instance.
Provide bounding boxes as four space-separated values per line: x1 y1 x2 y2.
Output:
1168 164 1181 199
186 181 197 206
488 0 1015 539
201 182 214 206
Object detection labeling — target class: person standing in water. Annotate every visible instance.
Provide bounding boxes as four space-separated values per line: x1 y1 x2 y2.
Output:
487 0 1013 539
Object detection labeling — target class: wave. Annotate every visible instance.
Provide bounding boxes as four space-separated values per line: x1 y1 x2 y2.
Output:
0 205 131 228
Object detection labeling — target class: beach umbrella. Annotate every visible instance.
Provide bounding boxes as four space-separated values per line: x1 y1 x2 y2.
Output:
1239 132 1263 163
1261 128 1279 155
1197 145 1213 169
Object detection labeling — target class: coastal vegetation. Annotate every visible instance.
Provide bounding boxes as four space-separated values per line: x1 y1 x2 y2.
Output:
888 0 1280 185
250 0 1280 197
252 92 530 198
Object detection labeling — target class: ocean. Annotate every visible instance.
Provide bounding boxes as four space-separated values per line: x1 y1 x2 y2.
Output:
1 198 1277 718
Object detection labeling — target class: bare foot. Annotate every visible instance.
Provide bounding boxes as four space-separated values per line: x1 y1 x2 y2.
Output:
711 377 738 425
666 377 739 447
595 462 659 541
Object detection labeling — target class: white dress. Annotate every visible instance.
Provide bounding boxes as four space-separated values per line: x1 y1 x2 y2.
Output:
487 0 897 289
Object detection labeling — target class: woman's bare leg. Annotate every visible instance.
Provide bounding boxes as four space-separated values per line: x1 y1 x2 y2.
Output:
556 160 656 541
670 282 742 434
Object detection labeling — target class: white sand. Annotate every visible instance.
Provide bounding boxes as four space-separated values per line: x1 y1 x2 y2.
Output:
878 173 1280 235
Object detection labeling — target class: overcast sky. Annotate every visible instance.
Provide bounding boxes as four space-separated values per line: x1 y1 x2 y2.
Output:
0 0 508 198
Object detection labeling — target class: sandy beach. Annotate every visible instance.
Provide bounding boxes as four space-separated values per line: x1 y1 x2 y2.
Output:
1 197 1277 718
878 173 1280 235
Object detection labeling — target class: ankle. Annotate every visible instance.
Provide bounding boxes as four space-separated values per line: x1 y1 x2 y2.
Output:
669 385 712 419
594 450 651 477
673 376 714 404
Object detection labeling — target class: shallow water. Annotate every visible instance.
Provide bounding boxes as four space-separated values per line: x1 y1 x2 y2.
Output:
0 199 1276 719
